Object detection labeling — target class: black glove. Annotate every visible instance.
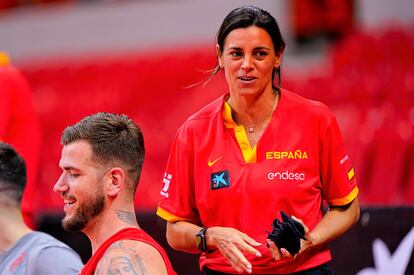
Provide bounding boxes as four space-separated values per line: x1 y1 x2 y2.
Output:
267 211 307 255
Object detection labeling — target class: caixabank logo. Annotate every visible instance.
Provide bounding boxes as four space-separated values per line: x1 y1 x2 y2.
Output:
210 170 230 190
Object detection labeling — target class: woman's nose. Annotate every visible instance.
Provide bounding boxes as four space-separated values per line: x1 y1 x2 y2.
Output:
241 55 254 71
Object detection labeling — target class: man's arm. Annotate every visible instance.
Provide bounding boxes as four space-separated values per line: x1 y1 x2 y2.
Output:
95 240 168 275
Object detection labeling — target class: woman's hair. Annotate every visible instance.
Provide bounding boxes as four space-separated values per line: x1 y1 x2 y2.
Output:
211 5 286 90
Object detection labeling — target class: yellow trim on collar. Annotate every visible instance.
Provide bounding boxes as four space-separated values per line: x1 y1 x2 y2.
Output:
223 102 236 128
223 102 257 163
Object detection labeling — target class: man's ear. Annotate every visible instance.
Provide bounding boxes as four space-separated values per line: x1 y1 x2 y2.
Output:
106 167 124 197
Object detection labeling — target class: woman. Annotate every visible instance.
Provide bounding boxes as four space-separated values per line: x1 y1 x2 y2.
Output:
157 5 360 275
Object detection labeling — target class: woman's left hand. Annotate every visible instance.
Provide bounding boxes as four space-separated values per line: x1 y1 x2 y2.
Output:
266 216 317 261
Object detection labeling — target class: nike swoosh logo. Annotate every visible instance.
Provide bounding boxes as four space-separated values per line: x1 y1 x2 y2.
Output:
208 156 222 167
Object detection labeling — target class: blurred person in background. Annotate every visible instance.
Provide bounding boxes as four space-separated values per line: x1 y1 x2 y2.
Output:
157 5 360 274
0 52 41 229
54 112 176 275
0 142 82 274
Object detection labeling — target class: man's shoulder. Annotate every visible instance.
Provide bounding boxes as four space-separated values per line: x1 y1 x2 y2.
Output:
11 231 68 252
29 232 82 265
0 231 82 275
26 231 74 250
95 239 169 275
109 239 164 255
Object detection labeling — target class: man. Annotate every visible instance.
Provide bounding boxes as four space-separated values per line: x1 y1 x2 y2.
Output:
0 142 82 274
54 112 176 275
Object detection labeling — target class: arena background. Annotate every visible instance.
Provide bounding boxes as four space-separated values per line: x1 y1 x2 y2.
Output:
1 0 414 274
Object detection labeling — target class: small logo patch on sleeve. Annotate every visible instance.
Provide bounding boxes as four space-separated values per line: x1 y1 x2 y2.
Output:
210 170 230 190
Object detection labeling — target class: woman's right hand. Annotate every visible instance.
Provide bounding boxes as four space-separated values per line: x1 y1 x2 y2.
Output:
206 226 262 274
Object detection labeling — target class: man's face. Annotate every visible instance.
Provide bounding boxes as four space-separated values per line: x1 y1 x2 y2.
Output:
54 140 106 232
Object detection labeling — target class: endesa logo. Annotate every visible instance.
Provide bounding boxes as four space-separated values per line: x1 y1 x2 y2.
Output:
266 150 308 160
268 170 306 181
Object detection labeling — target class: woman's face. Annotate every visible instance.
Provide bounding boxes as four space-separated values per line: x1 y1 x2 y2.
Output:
218 25 282 97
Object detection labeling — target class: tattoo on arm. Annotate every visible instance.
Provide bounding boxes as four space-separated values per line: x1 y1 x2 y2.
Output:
96 241 150 275
106 255 148 275
114 209 136 225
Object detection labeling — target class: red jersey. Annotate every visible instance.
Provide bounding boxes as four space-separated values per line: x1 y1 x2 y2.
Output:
80 227 176 275
157 89 358 274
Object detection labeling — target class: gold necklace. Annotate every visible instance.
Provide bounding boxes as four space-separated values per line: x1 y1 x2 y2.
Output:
245 96 277 133
230 92 279 134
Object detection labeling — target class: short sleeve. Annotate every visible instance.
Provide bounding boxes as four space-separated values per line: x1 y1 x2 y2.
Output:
33 246 83 275
157 125 200 224
319 111 359 206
